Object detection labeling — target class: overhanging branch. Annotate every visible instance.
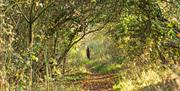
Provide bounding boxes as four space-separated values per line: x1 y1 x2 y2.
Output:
16 4 29 23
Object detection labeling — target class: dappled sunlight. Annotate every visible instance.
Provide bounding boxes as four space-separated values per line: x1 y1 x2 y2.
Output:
1 0 179 91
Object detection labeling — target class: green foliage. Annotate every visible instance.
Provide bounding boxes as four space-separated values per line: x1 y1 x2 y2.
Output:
62 73 86 82
1 0 179 90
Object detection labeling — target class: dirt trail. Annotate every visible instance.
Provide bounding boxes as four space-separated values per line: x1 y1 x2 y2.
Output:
81 73 116 91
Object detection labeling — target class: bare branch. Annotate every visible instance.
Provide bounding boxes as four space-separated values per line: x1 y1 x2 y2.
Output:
16 4 29 23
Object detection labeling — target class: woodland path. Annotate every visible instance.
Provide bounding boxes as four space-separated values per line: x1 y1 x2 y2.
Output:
81 73 116 91
78 65 118 91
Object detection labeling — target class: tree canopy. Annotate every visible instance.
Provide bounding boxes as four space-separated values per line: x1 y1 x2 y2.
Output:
0 0 179 90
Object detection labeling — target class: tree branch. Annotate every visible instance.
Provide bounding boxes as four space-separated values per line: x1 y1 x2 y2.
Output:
16 4 29 23
32 0 55 23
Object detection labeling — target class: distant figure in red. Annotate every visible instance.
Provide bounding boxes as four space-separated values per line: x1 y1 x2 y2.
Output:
86 46 90 60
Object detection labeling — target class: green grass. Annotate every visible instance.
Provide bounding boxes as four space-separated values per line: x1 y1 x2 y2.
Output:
86 60 121 74
113 62 180 91
32 82 81 91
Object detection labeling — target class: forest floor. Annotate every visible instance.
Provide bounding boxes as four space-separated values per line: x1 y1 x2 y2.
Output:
78 65 118 91
81 73 116 91
76 63 180 91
